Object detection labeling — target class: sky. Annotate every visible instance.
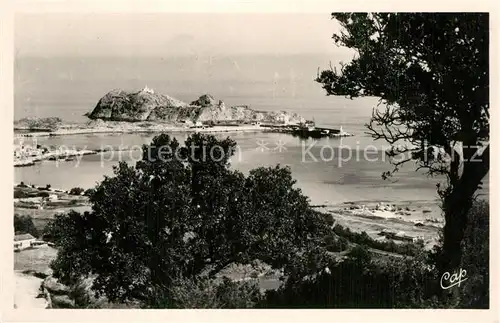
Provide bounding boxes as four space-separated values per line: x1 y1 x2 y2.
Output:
15 13 347 57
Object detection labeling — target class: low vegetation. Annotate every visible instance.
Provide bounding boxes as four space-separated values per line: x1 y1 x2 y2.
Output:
68 187 85 196
332 224 425 257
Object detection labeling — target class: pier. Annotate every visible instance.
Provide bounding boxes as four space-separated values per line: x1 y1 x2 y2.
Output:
261 124 353 139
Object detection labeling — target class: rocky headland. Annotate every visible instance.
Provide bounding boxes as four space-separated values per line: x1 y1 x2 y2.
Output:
87 87 305 124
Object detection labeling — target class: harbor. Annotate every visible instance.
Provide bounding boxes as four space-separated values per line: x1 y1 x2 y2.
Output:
261 122 353 139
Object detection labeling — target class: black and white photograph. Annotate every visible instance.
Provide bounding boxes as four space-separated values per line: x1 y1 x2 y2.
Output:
4 1 495 317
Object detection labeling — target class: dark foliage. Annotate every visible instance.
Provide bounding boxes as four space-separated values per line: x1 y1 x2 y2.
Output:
148 276 262 309
14 214 39 237
332 224 425 256
458 201 489 308
17 182 28 188
69 187 85 196
46 133 331 303
14 190 30 199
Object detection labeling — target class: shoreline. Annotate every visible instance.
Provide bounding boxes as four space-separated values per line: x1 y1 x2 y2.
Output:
14 149 98 167
14 124 269 138
14 122 353 138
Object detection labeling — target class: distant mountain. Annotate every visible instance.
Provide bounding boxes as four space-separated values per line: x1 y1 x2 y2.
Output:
87 87 305 124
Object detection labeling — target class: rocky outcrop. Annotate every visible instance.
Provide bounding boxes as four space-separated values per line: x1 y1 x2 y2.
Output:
87 89 188 122
87 88 305 125
40 274 141 309
14 117 63 131
42 276 70 295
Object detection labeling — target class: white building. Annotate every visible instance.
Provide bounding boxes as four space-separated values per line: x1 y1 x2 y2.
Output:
14 233 36 251
141 85 155 94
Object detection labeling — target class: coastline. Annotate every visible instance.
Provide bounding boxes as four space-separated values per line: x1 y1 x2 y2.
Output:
14 120 353 138
14 124 267 138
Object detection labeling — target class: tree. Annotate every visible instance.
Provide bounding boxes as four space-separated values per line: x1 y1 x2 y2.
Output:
48 133 330 304
69 187 85 196
14 214 39 237
316 13 489 271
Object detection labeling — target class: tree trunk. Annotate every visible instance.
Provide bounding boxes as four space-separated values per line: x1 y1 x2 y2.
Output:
441 188 472 271
439 145 489 272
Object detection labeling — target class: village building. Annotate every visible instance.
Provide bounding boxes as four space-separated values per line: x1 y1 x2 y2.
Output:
14 233 36 251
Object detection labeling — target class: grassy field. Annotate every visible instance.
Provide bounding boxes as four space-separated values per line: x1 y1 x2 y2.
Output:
14 246 58 273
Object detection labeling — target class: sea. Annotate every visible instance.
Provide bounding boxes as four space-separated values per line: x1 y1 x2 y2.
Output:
14 54 489 205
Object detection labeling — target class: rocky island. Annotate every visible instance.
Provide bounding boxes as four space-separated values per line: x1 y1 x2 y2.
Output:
88 86 305 124
14 87 352 140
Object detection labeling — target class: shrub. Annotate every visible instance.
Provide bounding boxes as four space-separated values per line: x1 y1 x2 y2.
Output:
459 200 489 308
325 235 349 252
37 192 50 198
149 276 262 309
14 190 30 199
332 224 424 256
14 214 39 237
69 187 85 196
261 247 444 309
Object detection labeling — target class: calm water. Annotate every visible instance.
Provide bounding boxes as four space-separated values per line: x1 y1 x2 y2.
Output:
14 55 488 204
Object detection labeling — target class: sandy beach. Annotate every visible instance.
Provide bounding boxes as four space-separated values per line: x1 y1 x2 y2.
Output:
315 200 443 249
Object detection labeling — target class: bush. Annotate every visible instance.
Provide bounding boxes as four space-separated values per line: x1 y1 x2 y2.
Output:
37 191 50 198
14 190 30 199
261 247 444 308
14 214 39 237
332 224 424 256
17 182 28 188
69 187 85 196
459 200 489 308
149 276 262 308
325 235 349 252
83 188 95 197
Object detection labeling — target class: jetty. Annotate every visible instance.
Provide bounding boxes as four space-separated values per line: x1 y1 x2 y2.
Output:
14 148 98 167
261 123 353 139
